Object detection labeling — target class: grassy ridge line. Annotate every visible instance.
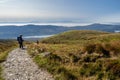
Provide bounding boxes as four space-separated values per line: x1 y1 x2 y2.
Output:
41 30 110 44
0 40 17 80
41 30 120 46
28 30 120 80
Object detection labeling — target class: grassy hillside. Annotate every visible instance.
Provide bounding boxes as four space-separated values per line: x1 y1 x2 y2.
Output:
0 40 17 80
41 30 109 43
28 30 120 80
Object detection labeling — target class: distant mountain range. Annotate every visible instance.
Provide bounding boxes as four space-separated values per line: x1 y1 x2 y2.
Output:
0 23 120 39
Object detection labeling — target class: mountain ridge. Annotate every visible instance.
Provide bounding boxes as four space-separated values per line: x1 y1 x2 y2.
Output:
0 23 120 39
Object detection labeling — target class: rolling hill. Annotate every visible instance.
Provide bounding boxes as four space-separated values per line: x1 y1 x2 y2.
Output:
41 30 120 44
28 30 120 80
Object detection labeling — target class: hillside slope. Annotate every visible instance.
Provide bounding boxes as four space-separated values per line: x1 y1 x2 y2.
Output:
41 30 120 44
28 30 120 80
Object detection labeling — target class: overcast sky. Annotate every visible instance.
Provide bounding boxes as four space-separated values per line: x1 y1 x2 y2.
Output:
0 0 120 24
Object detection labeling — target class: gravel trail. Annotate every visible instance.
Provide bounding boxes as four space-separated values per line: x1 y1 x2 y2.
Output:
2 48 54 80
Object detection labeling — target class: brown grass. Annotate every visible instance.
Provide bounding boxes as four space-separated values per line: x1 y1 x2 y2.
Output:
27 30 120 80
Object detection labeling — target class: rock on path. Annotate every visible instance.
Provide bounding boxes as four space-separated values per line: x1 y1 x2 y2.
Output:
2 48 54 80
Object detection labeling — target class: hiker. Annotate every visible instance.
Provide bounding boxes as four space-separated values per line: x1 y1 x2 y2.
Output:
17 35 24 49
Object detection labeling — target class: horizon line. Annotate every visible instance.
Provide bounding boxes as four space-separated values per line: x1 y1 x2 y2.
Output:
0 22 118 27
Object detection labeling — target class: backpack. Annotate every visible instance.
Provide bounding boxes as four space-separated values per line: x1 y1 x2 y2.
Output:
17 37 20 41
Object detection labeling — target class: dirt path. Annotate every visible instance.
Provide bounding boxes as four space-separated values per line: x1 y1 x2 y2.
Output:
2 48 54 80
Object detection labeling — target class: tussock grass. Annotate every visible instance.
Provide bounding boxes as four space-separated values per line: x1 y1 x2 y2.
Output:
28 30 120 80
